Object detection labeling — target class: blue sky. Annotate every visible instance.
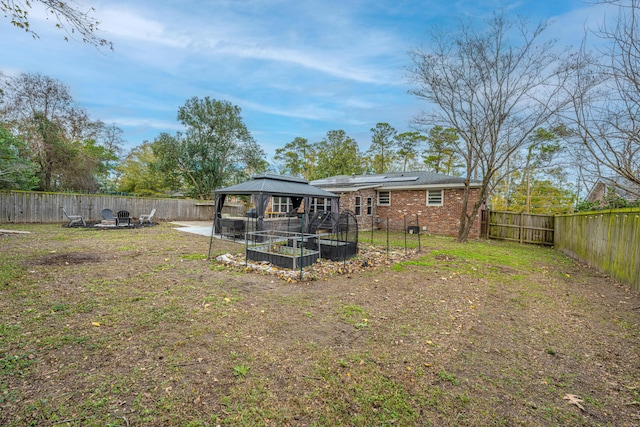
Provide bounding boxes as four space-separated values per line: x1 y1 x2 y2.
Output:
1 0 611 164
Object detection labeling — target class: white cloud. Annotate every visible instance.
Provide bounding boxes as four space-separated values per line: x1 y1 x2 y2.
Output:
549 2 617 48
98 8 189 48
5 0 612 158
112 117 182 131
90 1 404 85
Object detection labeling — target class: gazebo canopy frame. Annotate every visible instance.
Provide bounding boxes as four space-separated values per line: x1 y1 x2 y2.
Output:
212 174 339 235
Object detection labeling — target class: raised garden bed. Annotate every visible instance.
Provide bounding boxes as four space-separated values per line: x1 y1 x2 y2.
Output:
312 239 358 261
246 243 319 269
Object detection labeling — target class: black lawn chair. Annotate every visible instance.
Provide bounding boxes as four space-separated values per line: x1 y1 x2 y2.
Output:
116 210 131 226
102 208 114 221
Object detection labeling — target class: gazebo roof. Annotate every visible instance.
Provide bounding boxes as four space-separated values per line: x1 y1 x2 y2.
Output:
215 174 338 198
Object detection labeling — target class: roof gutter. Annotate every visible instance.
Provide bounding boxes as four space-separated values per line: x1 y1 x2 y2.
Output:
319 184 382 192
379 182 482 191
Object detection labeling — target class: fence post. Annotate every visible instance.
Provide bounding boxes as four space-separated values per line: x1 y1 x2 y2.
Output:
404 215 407 255
343 213 349 268
300 213 305 281
371 214 374 243
520 212 524 244
416 213 421 252
386 217 390 257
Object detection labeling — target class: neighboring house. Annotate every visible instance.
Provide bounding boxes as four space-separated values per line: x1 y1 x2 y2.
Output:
586 176 640 205
311 171 483 238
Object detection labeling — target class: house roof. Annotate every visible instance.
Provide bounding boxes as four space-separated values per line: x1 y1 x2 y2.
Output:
215 174 339 198
311 171 481 192
586 176 640 202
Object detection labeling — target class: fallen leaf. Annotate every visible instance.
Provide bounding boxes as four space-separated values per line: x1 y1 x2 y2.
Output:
92 322 101 327
563 394 585 410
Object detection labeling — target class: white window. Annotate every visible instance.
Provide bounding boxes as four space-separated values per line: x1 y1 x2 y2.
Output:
427 189 443 206
310 197 332 212
355 196 362 215
377 191 390 206
272 196 292 213
366 197 373 215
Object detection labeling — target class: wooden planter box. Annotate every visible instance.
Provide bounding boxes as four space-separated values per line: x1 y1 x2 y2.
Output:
246 244 319 269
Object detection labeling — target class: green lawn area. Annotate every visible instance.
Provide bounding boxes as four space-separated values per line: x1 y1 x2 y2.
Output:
1 223 639 426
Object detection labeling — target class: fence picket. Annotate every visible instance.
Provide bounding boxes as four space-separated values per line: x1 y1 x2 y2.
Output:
555 208 640 291
485 210 554 245
0 191 244 223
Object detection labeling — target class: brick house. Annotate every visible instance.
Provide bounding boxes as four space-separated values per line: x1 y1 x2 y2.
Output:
311 171 483 238
585 176 640 206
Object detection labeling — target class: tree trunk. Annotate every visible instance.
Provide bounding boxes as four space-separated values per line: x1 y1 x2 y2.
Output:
456 179 487 243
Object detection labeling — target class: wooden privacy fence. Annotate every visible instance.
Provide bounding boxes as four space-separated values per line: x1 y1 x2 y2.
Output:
482 210 554 245
0 191 245 223
555 208 640 291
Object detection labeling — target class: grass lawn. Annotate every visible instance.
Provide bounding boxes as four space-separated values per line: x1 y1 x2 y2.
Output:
1 223 639 426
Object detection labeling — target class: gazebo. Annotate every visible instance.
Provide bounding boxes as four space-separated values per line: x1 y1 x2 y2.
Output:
213 174 340 236
212 174 359 269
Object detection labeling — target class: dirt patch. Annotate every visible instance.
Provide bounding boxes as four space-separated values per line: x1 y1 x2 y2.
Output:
63 221 159 229
29 252 102 266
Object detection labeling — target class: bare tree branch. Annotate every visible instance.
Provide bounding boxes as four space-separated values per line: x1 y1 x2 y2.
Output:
563 0 640 199
408 13 577 241
1 0 112 49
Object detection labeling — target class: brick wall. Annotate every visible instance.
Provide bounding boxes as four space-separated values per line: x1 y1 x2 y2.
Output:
257 187 481 238
336 188 378 230
337 187 481 238
586 182 606 203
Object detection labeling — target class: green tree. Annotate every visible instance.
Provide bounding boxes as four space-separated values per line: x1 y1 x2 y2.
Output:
31 113 108 192
274 137 316 179
516 128 565 213
0 126 38 189
505 179 575 214
117 142 171 196
81 137 119 192
153 97 266 199
95 123 125 192
394 131 426 172
312 130 364 180
492 127 567 212
32 112 71 190
367 122 397 174
423 126 463 175
1 72 120 192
